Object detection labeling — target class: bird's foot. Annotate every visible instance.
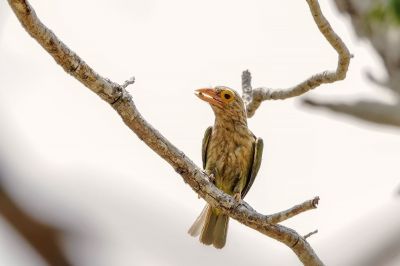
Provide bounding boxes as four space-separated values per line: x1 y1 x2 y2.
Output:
208 173 215 183
233 192 242 202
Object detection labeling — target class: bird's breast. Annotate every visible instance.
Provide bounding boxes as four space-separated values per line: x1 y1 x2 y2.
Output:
205 126 254 194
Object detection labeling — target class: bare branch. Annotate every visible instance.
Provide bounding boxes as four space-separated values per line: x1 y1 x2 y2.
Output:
267 196 320 224
0 185 70 266
242 70 253 106
309 0 400 128
121 76 135 89
7 0 323 265
243 0 351 117
304 230 319 240
334 0 400 94
303 98 400 127
7 0 122 104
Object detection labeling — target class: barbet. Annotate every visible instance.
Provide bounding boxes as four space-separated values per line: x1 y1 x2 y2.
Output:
188 86 263 249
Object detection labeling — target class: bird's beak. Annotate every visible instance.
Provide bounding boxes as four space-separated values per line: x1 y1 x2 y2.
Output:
195 88 223 108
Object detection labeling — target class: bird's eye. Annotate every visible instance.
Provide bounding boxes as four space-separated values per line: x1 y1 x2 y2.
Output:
220 90 234 103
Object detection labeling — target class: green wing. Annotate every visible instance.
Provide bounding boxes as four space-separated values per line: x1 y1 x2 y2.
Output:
241 137 264 198
202 126 213 169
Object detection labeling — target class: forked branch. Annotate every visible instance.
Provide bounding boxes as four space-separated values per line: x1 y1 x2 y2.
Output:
7 0 326 265
243 0 351 117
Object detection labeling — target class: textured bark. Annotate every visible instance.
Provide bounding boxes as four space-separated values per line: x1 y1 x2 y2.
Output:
242 0 351 118
7 0 327 265
267 197 320 224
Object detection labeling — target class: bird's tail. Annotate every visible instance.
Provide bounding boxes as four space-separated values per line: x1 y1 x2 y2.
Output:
188 204 229 249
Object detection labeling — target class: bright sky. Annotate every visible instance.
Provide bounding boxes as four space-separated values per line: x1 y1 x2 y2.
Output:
1 0 400 265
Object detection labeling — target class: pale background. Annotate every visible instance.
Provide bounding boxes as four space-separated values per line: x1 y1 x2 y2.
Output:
0 0 399 265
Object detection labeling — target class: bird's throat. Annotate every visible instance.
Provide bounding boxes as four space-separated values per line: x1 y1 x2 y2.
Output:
214 116 248 133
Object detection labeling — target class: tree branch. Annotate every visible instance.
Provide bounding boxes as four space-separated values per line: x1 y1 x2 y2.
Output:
0 185 70 266
7 0 324 265
334 0 400 94
302 0 400 128
303 99 400 127
243 0 351 118
267 196 320 224
121 76 135 89
304 230 319 240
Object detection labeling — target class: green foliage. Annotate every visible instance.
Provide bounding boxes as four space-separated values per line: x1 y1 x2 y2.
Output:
368 0 400 25
369 4 386 21
389 0 400 19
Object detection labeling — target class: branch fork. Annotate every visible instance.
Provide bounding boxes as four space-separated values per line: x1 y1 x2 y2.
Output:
242 0 351 118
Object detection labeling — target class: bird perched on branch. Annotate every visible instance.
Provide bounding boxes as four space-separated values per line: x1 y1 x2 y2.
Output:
189 86 263 249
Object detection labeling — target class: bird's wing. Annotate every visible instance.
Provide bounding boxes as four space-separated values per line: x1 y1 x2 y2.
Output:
202 126 213 169
241 137 264 198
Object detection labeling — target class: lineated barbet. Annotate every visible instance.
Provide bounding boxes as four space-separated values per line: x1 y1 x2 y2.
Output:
188 86 263 249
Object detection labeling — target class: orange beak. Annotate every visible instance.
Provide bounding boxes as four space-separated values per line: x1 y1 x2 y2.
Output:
195 88 223 108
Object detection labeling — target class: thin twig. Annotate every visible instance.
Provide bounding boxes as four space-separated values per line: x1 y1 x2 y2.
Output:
121 76 135 89
242 70 253 106
267 196 319 224
243 0 351 117
7 0 324 265
304 230 319 240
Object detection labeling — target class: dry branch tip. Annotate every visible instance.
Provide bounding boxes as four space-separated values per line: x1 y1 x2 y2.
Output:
312 196 320 208
304 230 319 240
121 76 135 89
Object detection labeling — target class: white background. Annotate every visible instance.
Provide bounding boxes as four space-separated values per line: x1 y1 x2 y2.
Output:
1 0 399 265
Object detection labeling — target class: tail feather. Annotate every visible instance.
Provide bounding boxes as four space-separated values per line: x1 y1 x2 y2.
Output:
188 206 209 237
213 214 228 249
200 206 218 245
188 204 229 248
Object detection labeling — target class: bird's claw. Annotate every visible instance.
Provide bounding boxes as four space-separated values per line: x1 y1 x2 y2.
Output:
233 192 242 202
208 173 215 183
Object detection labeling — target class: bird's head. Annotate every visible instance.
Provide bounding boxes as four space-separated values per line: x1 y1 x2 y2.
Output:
195 86 247 124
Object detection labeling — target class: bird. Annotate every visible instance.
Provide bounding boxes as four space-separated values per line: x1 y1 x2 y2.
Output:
188 86 263 249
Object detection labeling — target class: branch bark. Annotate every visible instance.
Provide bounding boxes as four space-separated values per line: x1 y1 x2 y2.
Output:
243 0 351 118
7 0 325 265
267 196 320 224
